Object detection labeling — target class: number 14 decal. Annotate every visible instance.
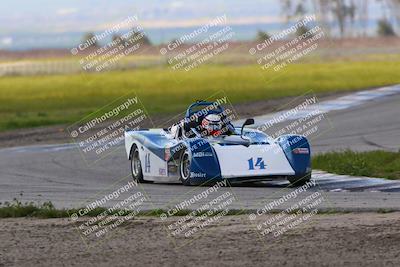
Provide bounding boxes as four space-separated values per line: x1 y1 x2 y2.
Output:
248 157 266 170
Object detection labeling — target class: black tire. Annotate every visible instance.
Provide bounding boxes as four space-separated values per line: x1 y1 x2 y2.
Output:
179 150 192 186
288 173 311 186
130 145 147 183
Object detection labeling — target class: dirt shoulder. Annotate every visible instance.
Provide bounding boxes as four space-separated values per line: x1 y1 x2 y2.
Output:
0 213 399 266
0 90 352 148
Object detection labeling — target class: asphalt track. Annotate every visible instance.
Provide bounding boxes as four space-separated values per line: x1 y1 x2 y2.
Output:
1 86 400 211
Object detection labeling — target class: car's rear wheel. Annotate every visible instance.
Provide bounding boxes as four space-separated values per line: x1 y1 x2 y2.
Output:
130 145 146 183
288 173 311 186
179 150 192 186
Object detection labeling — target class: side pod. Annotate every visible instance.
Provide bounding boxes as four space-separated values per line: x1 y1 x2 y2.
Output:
276 135 311 177
186 139 222 185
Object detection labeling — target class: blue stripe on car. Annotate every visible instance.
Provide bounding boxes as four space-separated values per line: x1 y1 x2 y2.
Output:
277 135 311 176
187 139 222 184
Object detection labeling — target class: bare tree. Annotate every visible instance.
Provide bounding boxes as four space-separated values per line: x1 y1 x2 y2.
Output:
314 0 358 37
331 0 358 37
359 0 369 36
280 0 309 22
313 0 333 36
281 0 380 38
385 0 400 33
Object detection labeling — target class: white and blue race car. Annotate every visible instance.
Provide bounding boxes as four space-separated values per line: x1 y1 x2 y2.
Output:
124 101 311 186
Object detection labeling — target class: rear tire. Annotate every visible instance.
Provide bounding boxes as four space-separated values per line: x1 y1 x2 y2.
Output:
288 173 311 186
179 150 192 186
130 145 147 183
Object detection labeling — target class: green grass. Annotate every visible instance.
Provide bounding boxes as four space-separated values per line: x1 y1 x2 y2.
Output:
0 199 247 218
312 150 400 180
0 200 71 218
1 60 400 131
0 199 108 218
1 199 394 218
0 199 359 218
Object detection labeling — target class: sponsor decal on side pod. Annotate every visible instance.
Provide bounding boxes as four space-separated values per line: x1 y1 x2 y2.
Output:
292 147 309 154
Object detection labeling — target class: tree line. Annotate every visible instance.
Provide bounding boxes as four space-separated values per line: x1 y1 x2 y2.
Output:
257 0 399 40
287 0 398 37
82 0 400 48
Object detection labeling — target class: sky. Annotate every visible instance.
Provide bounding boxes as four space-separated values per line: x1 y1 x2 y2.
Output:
0 0 283 33
0 0 388 50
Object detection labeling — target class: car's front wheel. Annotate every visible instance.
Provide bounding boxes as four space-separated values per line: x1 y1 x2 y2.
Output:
130 145 146 183
179 150 192 186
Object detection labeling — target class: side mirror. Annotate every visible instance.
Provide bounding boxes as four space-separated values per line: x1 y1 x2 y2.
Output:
241 118 255 137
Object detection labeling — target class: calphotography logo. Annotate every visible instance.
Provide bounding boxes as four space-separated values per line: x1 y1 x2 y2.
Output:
158 14 235 83
249 14 326 74
67 91 154 165
157 179 244 248
70 15 153 73
68 177 150 247
254 93 334 155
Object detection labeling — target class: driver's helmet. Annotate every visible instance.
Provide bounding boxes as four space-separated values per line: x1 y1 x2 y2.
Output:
201 114 223 137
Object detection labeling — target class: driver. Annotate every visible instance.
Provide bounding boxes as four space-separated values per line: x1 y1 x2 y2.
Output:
201 114 223 137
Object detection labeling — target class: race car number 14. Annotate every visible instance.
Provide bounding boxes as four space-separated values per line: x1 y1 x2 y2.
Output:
248 157 266 170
